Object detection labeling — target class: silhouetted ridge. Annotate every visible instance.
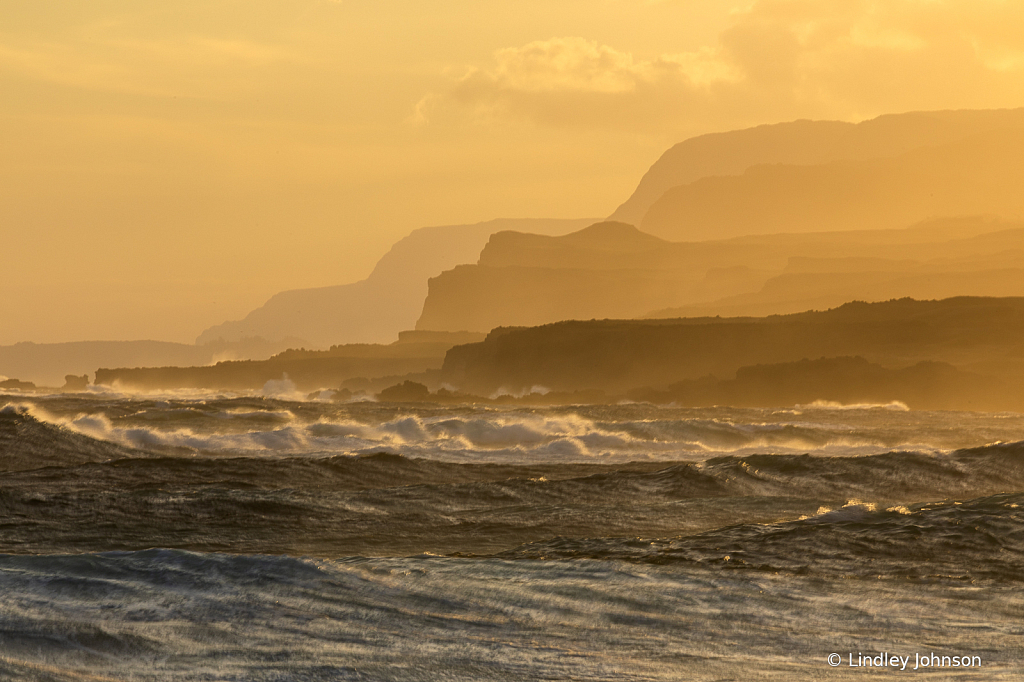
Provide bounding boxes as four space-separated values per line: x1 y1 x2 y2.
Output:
0 339 297 388
556 221 667 249
477 221 666 270
439 296 1024 408
418 216 1024 333
611 107 1024 226
640 126 1024 240
196 218 594 347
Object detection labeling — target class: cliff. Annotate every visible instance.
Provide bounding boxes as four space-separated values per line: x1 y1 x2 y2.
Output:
197 218 593 348
610 107 1024 226
639 127 1024 241
97 331 484 392
631 356 1002 412
416 217 1024 333
0 338 297 388
439 297 1024 399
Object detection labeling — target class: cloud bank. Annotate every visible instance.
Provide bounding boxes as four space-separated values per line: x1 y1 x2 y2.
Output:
418 0 1024 131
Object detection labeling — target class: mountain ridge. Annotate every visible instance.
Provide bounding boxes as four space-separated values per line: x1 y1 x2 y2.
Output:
196 218 594 348
640 126 1024 240
611 107 1024 226
416 216 1024 333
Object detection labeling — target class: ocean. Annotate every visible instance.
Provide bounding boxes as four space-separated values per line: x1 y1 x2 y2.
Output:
2 391 1023 679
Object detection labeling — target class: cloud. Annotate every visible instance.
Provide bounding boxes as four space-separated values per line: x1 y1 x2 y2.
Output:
457 37 739 95
413 36 741 129
418 0 1024 132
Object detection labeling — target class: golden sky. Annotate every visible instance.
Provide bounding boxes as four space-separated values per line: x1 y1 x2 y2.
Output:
3 0 1024 343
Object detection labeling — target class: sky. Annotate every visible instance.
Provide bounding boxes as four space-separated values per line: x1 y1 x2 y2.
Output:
3 0 1024 344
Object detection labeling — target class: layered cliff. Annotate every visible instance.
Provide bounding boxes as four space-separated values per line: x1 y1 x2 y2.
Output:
439 297 1024 399
197 218 593 348
640 127 1024 241
610 107 1024 226
416 217 1024 333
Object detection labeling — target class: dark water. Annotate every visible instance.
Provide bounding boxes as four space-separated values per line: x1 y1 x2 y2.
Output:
2 393 1024 679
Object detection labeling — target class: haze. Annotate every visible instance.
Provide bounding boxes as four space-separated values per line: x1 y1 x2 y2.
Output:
3 0 1024 344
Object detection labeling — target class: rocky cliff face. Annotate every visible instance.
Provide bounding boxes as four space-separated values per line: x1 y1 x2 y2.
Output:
438 297 1024 402
415 217 1024 334
415 221 769 332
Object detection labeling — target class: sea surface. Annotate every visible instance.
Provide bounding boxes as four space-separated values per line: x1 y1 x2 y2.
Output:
2 389 1024 679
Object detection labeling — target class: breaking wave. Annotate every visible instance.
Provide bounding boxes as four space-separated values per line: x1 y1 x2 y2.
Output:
8 396 1012 464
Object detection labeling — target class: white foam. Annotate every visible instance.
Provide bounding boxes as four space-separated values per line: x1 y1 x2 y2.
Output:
260 374 305 400
12 397 1024 465
801 400 910 411
805 500 878 523
489 385 552 399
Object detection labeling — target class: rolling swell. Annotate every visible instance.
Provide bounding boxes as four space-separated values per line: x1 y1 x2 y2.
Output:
699 444 1024 499
4 548 1023 681
494 492 1024 582
4 407 1024 557
5 425 1023 500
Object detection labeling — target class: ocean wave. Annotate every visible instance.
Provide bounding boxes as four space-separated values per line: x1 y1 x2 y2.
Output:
9 398 968 464
0 404 144 472
7 399 1024 499
7 548 1019 681
799 400 911 411
4 421 1024 558
7 395 1024 679
494 491 1024 582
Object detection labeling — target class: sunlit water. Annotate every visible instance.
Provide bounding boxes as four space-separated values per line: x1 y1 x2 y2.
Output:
2 391 1023 679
